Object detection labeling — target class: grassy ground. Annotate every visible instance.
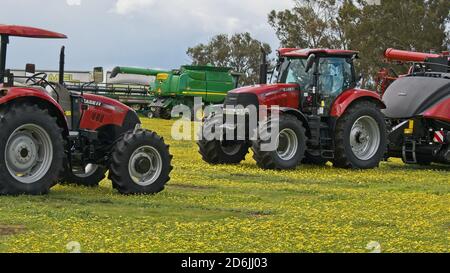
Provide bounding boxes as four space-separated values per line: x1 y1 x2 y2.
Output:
0 118 449 253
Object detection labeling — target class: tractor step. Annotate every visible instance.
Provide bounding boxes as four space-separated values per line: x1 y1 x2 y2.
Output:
306 116 335 159
402 140 417 164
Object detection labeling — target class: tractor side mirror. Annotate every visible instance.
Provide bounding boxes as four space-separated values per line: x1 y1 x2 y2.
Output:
25 63 36 74
305 54 316 73
93 67 104 83
357 73 364 88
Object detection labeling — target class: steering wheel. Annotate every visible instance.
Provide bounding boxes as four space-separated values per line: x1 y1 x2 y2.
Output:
26 72 48 85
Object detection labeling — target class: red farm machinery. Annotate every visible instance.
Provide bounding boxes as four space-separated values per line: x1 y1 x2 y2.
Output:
379 48 450 165
0 25 173 195
198 48 388 170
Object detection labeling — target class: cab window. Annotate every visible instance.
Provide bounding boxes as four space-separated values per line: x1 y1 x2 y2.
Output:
318 57 353 95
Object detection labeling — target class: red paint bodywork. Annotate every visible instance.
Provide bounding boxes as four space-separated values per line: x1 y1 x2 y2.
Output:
231 84 383 118
384 48 442 63
0 86 66 118
231 84 300 109
280 48 358 58
79 93 130 130
423 98 450 123
330 89 385 117
0 87 132 131
0 25 67 39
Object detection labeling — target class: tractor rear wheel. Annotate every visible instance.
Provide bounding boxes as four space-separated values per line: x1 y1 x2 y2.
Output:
333 101 386 169
0 103 64 195
252 114 306 170
62 164 107 187
109 129 173 195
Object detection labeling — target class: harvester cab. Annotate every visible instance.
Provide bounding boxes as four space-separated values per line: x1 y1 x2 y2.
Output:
0 25 173 196
198 48 387 170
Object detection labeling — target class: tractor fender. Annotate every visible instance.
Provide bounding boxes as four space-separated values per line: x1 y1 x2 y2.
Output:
279 107 311 135
0 87 68 132
330 89 386 118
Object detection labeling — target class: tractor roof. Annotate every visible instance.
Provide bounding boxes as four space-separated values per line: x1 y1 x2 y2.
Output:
0 25 67 39
279 48 358 58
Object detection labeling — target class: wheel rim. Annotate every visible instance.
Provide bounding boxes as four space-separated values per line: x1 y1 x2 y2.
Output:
147 112 154 119
221 142 242 156
74 164 99 178
5 124 53 184
128 146 163 186
276 128 298 161
350 116 381 161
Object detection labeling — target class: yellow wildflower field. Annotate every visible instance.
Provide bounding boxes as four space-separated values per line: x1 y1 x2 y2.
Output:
0 118 449 253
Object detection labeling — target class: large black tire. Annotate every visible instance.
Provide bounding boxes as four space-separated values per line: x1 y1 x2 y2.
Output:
109 129 173 195
333 101 387 169
61 164 107 187
155 107 171 120
252 114 306 170
197 115 250 164
0 103 65 195
198 140 250 164
302 151 329 165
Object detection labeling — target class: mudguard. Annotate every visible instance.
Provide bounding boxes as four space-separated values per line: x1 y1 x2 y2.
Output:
330 89 385 117
0 86 68 130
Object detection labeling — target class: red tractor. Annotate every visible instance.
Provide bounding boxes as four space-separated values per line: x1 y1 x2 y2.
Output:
198 48 387 170
0 25 172 195
380 48 450 165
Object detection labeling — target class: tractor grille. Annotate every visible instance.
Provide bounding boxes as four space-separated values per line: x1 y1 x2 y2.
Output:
224 93 259 109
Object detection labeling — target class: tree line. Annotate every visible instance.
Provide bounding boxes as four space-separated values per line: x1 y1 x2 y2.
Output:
187 0 450 87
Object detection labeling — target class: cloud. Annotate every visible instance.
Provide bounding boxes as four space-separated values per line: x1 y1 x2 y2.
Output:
66 0 81 6
113 0 155 15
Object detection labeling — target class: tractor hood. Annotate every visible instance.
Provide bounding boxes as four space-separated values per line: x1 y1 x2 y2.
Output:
225 83 299 109
230 83 298 96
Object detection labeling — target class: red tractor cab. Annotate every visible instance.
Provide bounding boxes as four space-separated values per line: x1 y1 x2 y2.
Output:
0 25 172 195
198 48 387 170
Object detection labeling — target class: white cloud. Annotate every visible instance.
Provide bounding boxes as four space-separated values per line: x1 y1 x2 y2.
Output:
113 0 155 15
66 0 81 6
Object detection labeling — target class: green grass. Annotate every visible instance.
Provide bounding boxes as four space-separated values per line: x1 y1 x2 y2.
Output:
0 118 449 253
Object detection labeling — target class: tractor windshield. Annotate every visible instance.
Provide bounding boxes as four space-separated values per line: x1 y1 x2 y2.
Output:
277 58 314 90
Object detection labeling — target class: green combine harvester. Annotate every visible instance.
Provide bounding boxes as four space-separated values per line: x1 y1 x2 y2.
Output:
110 65 241 119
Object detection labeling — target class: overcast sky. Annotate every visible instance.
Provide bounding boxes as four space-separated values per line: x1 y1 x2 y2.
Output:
1 0 294 71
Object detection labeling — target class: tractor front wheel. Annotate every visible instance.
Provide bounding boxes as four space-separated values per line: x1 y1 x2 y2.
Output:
109 129 173 195
0 103 65 195
198 140 250 164
197 115 250 164
252 114 306 170
333 101 387 169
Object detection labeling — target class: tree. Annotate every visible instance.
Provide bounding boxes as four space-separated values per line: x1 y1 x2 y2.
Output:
187 33 272 85
268 0 450 87
268 0 344 48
